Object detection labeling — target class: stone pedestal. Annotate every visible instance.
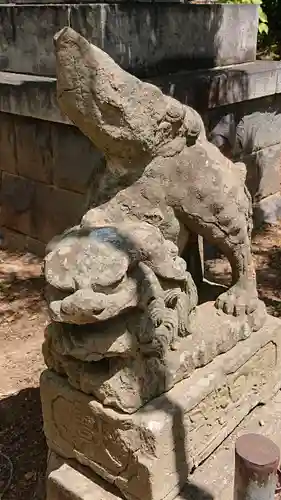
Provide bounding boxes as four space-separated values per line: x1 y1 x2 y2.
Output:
40 25 281 500
41 313 281 500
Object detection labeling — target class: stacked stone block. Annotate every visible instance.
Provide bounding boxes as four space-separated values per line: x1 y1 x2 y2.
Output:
210 106 281 226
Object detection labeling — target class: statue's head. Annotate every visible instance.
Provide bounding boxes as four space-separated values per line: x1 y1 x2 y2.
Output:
44 222 192 324
54 27 204 164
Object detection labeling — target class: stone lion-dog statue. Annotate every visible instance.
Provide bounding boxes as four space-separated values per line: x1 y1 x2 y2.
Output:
48 27 260 326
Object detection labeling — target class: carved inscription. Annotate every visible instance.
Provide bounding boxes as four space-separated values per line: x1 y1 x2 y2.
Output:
186 342 277 461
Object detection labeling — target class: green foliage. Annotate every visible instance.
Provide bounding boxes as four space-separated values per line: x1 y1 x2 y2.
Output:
219 0 268 35
258 5 269 34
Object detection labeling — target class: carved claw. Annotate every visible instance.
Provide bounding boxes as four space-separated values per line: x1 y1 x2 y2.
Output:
215 283 258 317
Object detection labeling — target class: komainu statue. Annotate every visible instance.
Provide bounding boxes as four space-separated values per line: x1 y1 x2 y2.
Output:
41 27 281 500
52 27 257 318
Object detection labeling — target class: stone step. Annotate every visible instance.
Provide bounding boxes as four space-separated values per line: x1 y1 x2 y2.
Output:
0 3 258 77
1 60 281 125
46 452 124 500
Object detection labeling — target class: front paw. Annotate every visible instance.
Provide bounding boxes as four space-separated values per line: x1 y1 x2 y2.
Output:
215 284 258 316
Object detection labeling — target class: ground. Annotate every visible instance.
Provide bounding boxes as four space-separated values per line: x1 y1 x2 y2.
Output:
0 223 281 500
0 253 48 500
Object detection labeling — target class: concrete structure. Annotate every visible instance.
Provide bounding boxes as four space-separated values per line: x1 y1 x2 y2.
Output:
0 3 258 76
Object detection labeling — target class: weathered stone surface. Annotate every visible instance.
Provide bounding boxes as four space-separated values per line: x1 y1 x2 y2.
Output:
0 4 258 77
0 5 69 76
43 300 267 413
40 27 271 416
72 3 258 76
276 68 281 94
1 62 281 128
0 226 45 256
0 72 62 123
53 27 260 324
209 110 281 207
34 182 86 243
183 389 281 500
0 172 35 238
234 111 281 155
43 220 202 413
0 172 85 243
156 61 281 113
45 449 219 500
243 144 281 201
44 222 197 317
210 108 281 157
0 113 17 174
40 26 281 500
52 123 103 194
47 454 123 500
2 111 104 192
15 115 54 184
0 113 107 246
253 192 281 227
41 314 281 500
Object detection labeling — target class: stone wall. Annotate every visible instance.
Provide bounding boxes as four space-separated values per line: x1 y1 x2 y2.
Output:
0 112 103 254
0 3 258 77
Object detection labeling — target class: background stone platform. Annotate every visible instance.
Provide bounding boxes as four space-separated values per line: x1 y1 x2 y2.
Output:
0 3 257 76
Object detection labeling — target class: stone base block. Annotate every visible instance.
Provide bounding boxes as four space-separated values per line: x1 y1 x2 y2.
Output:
47 465 97 500
41 314 281 500
0 226 45 257
46 451 123 500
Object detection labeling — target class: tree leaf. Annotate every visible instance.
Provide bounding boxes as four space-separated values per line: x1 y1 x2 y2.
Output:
259 7 268 22
259 22 269 34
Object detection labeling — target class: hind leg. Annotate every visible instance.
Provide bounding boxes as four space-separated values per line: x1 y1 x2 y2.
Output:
214 189 258 315
180 206 258 316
